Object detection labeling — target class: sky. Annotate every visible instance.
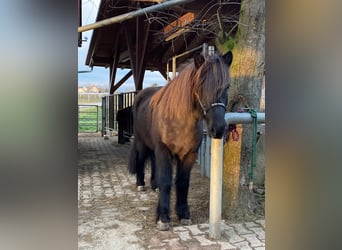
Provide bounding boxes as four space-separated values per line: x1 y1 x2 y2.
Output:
78 0 166 92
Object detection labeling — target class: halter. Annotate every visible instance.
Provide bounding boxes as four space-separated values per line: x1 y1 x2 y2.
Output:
195 92 226 117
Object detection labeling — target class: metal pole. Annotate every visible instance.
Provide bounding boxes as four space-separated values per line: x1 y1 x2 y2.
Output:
205 132 211 177
101 97 106 137
209 138 223 239
96 105 99 132
208 112 265 239
78 0 195 33
225 112 265 125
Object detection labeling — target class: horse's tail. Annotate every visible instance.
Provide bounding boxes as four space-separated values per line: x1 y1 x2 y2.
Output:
128 140 138 174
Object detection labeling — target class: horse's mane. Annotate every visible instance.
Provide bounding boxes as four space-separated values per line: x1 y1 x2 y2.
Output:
150 53 230 119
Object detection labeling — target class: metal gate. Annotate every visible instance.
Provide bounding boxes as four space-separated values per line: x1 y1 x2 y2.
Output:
78 105 100 133
101 91 136 142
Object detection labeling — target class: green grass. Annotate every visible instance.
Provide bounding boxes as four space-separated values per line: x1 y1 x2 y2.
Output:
78 105 101 133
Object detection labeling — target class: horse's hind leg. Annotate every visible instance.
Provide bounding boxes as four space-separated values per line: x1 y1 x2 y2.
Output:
135 142 148 191
175 154 195 225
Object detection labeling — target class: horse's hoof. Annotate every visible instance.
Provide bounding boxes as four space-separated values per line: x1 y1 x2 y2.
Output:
157 220 170 231
137 186 146 191
180 219 192 225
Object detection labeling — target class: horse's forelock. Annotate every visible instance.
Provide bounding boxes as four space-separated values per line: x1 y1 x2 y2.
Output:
195 54 230 103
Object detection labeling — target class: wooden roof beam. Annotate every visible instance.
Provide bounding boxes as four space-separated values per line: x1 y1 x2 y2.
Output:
78 0 195 33
110 70 133 94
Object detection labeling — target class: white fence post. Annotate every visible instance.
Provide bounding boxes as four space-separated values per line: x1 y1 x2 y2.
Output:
208 112 265 239
209 138 223 239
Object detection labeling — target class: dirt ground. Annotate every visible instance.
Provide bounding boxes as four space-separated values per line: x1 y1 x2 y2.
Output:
78 133 264 248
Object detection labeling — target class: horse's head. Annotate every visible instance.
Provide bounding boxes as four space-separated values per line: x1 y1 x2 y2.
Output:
193 51 233 139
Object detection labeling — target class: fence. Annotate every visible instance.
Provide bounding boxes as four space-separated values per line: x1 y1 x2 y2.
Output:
78 93 108 104
101 91 136 142
78 105 100 133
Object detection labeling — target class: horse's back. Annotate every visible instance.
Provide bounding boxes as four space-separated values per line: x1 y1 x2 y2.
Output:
132 87 161 147
134 87 160 105
133 87 160 115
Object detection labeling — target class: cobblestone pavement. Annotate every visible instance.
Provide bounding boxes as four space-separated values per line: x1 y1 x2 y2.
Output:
78 134 265 250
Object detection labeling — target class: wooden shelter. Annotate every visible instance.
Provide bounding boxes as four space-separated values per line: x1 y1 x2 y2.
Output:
83 0 241 93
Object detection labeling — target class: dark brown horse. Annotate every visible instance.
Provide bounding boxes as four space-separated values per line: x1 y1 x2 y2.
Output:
128 51 233 230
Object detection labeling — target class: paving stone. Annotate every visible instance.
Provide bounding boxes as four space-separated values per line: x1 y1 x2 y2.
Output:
255 219 265 228
196 245 221 250
158 231 177 240
185 225 204 235
232 240 252 250
241 233 264 248
176 230 192 241
173 226 188 232
220 221 234 231
231 223 253 235
164 238 187 249
254 247 265 250
148 236 166 248
217 241 238 250
193 235 217 246
222 228 244 243
249 227 265 240
244 221 259 228
198 223 209 231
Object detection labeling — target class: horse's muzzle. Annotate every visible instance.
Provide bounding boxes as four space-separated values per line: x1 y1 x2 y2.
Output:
208 120 226 139
209 126 225 139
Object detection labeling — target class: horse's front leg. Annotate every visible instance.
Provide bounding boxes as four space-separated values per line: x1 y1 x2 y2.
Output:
175 153 195 225
149 152 158 191
155 145 173 230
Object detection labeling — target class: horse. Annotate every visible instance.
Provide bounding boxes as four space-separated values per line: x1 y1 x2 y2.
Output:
128 50 233 230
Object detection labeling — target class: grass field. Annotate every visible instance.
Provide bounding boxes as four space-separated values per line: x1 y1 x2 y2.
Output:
78 105 101 133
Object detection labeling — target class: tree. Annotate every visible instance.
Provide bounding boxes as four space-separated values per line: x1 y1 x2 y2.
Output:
217 0 265 219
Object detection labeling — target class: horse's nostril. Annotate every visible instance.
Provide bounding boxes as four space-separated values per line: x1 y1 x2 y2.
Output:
210 127 216 137
210 125 225 139
215 131 224 139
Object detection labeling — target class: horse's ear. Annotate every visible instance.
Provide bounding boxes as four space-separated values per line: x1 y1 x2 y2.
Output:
194 52 205 69
223 51 233 67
